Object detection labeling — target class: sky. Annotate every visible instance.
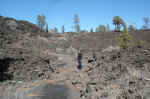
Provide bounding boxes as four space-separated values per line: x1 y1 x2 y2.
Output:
0 0 150 32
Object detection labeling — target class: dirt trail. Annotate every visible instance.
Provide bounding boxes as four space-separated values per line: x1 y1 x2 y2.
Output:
48 52 90 91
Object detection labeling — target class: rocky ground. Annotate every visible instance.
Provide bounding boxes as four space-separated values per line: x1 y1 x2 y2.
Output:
1 47 150 99
49 47 150 99
1 16 150 99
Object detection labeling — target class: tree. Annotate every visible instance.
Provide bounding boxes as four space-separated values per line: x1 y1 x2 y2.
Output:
97 25 106 32
96 27 99 32
113 16 125 32
128 24 136 31
76 24 80 32
54 27 58 33
46 24 49 32
142 17 150 30
117 26 133 49
62 25 65 33
90 28 94 33
37 14 46 32
74 14 80 32
106 24 110 32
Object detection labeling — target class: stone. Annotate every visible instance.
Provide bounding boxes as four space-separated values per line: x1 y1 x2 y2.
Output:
142 87 150 99
86 85 92 93
102 46 120 52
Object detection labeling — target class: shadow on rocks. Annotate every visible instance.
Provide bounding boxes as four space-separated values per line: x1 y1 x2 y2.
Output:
0 57 14 82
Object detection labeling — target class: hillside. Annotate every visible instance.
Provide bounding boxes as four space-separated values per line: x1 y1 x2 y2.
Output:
72 30 150 52
0 16 150 99
0 16 41 34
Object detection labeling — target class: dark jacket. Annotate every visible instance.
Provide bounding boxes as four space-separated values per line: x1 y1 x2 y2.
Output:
78 53 82 60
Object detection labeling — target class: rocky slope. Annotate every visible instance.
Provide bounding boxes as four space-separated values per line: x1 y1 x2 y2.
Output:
1 47 150 99
72 30 150 52
0 16 40 34
1 16 150 99
44 47 150 99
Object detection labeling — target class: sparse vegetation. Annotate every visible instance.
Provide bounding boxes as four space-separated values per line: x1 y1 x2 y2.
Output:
117 26 133 49
1 15 150 99
142 17 150 30
135 40 147 48
128 24 136 31
90 28 94 33
1 0 150 98
37 14 46 32
97 25 106 32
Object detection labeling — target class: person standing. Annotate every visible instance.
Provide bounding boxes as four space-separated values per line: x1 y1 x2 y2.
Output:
77 50 82 70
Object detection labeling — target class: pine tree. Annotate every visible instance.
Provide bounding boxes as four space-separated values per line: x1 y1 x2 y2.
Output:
74 14 80 33
62 25 65 33
90 28 94 33
46 24 49 32
142 17 150 30
106 24 110 32
96 25 106 32
37 14 46 32
54 27 58 33
117 26 133 49
113 16 125 32
96 27 99 32
98 25 106 32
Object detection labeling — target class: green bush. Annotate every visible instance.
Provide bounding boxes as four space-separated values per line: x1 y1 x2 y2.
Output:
135 40 147 48
117 27 133 49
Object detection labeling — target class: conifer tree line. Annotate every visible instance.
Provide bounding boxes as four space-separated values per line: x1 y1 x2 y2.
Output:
36 14 150 33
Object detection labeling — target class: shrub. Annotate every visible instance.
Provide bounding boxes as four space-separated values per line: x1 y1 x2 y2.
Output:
117 27 133 49
135 40 147 48
128 24 136 31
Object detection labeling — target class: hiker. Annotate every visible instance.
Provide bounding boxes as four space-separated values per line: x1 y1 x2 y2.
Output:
77 49 83 70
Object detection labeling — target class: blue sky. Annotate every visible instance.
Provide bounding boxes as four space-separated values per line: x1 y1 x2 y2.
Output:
0 0 150 32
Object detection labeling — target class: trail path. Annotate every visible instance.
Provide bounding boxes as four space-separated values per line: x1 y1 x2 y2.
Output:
48 52 90 91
